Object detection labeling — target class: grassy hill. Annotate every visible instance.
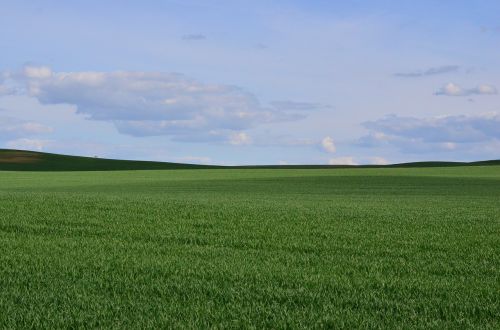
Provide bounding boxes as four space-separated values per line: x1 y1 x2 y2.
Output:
1 149 499 171
0 149 215 171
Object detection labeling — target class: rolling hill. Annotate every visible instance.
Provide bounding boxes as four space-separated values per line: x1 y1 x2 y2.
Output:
0 149 214 171
0 149 499 171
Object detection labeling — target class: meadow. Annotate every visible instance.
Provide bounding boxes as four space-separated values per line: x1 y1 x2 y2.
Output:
0 166 499 328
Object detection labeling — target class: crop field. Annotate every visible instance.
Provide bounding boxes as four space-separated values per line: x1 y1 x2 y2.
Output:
0 166 499 328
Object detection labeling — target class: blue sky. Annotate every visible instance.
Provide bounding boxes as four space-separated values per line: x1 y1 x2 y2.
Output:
1 0 499 165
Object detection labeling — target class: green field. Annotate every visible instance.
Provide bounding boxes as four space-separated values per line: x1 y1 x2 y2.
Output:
1 165 499 328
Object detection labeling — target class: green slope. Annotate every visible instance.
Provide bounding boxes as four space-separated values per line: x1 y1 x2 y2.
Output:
1 148 499 171
0 149 216 171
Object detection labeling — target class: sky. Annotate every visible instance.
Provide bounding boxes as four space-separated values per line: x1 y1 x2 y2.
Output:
1 0 499 165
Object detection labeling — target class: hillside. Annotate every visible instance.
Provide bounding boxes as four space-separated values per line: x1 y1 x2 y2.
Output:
0 149 214 171
0 149 499 171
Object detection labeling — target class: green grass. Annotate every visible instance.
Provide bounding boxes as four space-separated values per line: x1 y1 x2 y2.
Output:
0 166 499 328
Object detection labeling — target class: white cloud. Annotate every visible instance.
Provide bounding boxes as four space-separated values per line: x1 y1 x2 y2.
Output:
328 156 358 165
477 84 498 95
359 112 500 155
6 138 51 151
435 83 498 96
0 85 15 96
441 142 457 150
229 132 252 145
0 116 53 139
321 136 336 153
369 156 389 165
0 73 16 96
437 83 462 96
363 112 500 143
10 66 310 144
23 66 52 79
21 122 53 134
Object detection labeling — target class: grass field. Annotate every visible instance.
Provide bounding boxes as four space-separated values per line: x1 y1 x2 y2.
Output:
0 165 499 328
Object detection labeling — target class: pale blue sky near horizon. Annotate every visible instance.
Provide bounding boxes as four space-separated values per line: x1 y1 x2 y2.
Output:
1 0 499 165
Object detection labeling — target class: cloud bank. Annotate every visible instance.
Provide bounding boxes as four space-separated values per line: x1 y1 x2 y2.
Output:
363 113 500 143
9 66 323 144
359 112 500 154
435 83 498 96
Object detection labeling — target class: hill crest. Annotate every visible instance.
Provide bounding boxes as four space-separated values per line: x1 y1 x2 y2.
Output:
0 149 499 171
